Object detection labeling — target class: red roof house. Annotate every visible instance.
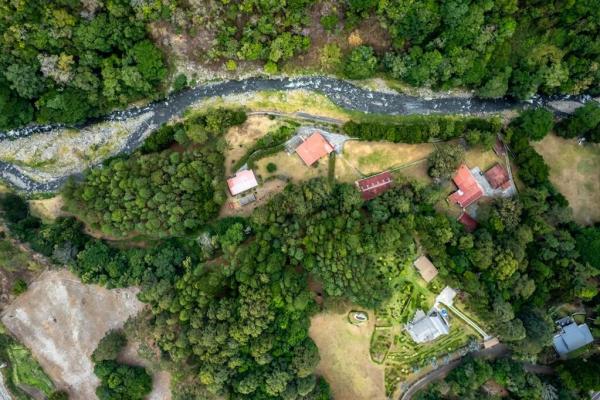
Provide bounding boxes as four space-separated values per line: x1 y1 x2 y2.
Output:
295 132 334 166
356 171 393 200
227 170 258 196
484 163 511 190
458 212 478 232
448 164 483 208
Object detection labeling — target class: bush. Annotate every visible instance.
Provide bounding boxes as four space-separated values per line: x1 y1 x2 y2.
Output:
264 61 278 74
12 279 27 295
344 45 378 79
49 391 69 400
320 14 339 32
92 330 127 363
172 74 188 92
266 162 278 173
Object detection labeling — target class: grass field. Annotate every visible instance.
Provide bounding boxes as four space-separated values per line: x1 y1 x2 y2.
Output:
343 141 435 175
28 195 65 222
464 146 502 171
310 308 386 400
224 115 281 175
255 152 329 182
534 134 600 225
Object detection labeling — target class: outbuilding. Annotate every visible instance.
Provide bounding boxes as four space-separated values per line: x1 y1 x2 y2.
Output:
227 170 258 196
413 255 439 283
355 171 393 200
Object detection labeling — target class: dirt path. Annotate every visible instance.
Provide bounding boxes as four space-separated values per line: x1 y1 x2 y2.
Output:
1 270 145 400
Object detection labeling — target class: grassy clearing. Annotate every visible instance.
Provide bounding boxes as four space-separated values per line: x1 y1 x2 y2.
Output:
464 146 502 171
223 115 282 175
255 152 328 183
534 134 600 225
309 308 386 400
344 141 435 175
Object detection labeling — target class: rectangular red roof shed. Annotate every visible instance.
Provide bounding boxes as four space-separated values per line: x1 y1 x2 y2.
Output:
484 163 510 190
458 212 478 232
356 171 393 200
295 132 334 166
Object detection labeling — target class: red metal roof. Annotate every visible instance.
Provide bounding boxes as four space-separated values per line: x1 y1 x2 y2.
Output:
484 163 510 190
356 171 393 200
295 132 334 166
448 164 483 208
458 212 478 232
227 170 258 196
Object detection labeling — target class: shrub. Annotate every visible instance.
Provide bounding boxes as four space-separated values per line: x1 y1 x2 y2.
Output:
320 14 339 32
344 45 378 79
266 162 278 173
264 61 278 74
172 74 188 92
12 279 27 295
226 60 237 71
49 391 69 400
320 43 342 72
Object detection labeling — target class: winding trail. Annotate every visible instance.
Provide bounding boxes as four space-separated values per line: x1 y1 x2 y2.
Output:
0 76 590 193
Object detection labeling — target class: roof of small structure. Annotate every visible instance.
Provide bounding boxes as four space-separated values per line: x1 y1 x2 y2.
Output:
356 171 393 200
458 212 478 232
484 163 511 190
406 309 450 343
295 132 334 166
413 255 439 283
227 170 258 196
448 164 484 208
553 322 594 356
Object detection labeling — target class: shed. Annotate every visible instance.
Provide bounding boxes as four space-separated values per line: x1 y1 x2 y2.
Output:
356 171 393 200
295 132 334 166
448 164 484 208
484 163 511 190
413 255 439 283
227 170 258 196
458 212 478 232
553 321 594 357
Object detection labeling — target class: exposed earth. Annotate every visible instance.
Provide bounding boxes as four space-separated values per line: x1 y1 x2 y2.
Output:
0 270 145 400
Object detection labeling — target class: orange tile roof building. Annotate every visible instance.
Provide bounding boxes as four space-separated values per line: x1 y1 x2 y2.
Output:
484 163 511 190
227 170 258 196
356 171 393 200
448 164 484 208
295 132 334 166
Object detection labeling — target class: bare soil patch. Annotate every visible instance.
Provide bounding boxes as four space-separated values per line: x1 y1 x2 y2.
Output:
309 308 385 400
224 116 281 175
220 178 288 217
534 134 600 225
1 270 145 400
344 141 434 175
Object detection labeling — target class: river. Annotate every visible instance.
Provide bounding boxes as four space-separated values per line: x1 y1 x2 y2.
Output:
0 76 591 193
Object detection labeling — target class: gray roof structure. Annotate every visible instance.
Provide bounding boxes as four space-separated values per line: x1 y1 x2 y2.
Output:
406 309 450 343
553 321 594 356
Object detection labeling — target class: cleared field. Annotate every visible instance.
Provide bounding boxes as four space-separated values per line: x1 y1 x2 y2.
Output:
310 308 386 400
534 134 600 225
224 115 281 175
1 270 145 400
344 141 434 175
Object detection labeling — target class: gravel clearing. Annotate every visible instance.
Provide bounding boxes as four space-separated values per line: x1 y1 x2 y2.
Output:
1 270 145 400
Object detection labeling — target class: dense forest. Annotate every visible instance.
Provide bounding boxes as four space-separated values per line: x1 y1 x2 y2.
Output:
1 1 599 130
